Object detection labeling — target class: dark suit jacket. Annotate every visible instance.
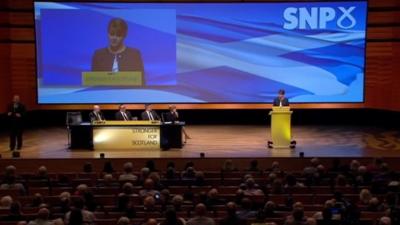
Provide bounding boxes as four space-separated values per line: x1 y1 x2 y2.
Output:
141 110 160 121
273 97 289 106
7 103 26 127
164 111 179 122
91 47 144 72
115 111 133 121
89 111 105 122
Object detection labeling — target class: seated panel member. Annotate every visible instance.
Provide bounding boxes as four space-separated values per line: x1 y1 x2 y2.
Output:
165 105 191 140
273 89 289 107
141 104 160 121
89 105 105 122
164 104 180 122
115 104 133 121
91 18 144 75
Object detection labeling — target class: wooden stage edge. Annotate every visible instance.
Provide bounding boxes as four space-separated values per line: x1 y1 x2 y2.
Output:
0 125 399 159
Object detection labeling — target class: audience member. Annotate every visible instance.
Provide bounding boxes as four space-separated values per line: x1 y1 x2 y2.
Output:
187 203 215 225
220 202 245 225
119 162 138 182
160 207 186 225
0 195 13 209
27 208 52 225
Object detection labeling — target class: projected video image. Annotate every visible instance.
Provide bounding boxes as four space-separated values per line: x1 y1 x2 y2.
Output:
34 1 367 103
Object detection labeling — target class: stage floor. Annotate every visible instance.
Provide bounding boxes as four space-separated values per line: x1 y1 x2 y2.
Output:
0 125 399 158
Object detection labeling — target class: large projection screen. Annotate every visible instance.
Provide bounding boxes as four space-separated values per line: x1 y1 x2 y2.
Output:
34 1 367 104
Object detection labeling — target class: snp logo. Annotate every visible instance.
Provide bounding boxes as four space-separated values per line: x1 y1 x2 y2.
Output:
283 7 357 30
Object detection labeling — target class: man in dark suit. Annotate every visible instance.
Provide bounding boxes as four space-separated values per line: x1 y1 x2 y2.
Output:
7 95 26 151
91 18 144 81
115 104 133 121
273 89 289 107
141 104 160 121
89 105 105 122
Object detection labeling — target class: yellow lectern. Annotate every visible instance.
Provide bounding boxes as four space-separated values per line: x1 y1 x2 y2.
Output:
269 107 292 148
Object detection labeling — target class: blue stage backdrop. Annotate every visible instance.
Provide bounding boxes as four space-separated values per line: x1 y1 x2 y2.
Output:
34 1 367 104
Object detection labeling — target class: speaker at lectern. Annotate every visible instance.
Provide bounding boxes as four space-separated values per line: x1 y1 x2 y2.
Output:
269 107 293 148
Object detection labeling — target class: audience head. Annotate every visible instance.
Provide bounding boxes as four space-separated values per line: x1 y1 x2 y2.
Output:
306 217 317 225
117 216 130 225
368 197 380 209
0 195 13 208
122 182 134 195
271 161 280 170
335 174 347 186
32 193 44 206
37 166 48 176
350 160 360 171
194 203 207 217
103 173 114 184
264 201 276 212
5 165 17 176
145 218 158 225
172 195 183 209
141 167 150 178
123 162 133 173
359 188 372 204
226 202 237 216
143 196 156 210
76 184 88 195
149 172 161 183
37 207 50 220
245 178 256 189
53 218 64 225
310 157 320 167
143 178 155 190
208 188 219 199
223 159 234 171
59 191 71 201
358 165 367 174
379 216 391 225
293 201 304 211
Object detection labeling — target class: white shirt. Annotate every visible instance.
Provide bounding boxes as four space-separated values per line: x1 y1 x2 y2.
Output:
147 111 154 120
121 111 128 121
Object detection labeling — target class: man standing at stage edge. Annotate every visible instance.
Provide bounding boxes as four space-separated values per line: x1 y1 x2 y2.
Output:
7 95 26 151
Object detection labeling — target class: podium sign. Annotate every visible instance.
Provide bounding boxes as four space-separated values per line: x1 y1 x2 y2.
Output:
82 71 143 86
92 121 162 149
93 126 160 149
92 120 161 126
269 107 292 148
